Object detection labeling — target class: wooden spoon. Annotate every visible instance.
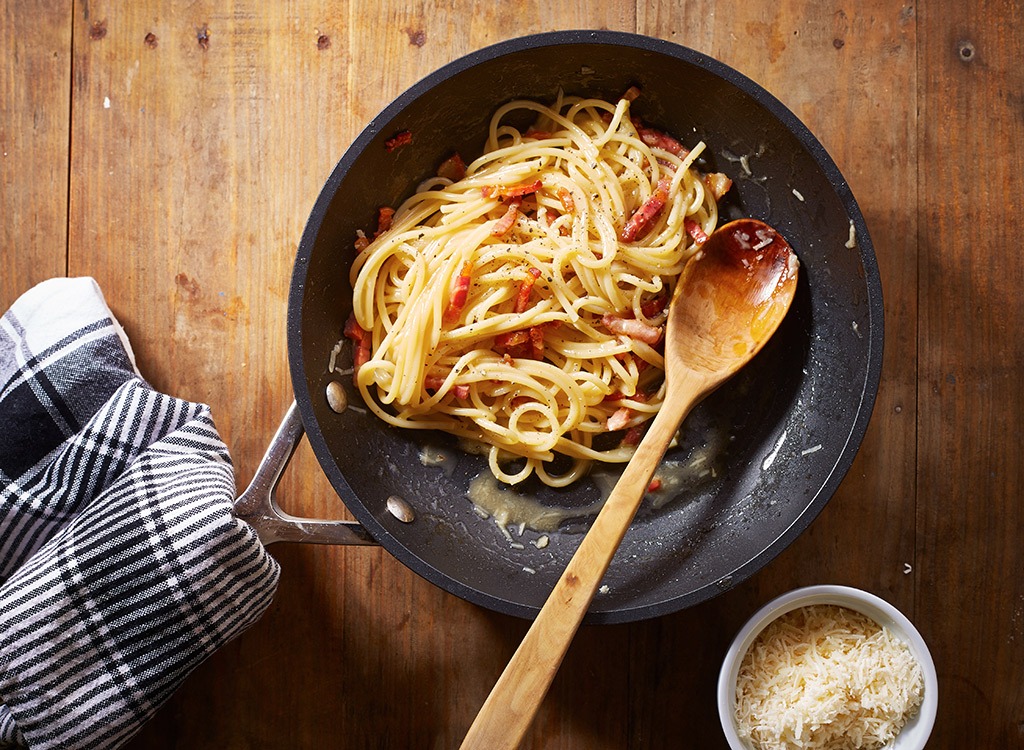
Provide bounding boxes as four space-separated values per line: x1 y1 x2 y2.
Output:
460 218 799 750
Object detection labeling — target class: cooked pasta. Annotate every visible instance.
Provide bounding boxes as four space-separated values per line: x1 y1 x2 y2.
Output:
346 91 730 487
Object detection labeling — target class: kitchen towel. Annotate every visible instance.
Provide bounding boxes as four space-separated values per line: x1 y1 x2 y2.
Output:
0 278 280 749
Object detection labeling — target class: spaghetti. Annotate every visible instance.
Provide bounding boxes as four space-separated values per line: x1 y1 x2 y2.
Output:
346 92 731 487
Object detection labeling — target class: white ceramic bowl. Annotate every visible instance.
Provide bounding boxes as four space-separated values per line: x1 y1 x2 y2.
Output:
717 585 938 749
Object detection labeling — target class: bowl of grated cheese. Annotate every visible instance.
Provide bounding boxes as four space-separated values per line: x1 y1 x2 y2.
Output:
717 585 937 750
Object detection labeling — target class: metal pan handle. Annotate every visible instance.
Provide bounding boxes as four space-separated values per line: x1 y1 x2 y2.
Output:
234 401 377 546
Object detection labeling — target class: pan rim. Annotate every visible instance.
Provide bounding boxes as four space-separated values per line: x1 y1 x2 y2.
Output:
287 29 884 624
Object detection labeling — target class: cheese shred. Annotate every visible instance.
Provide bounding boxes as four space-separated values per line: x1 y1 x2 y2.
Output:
735 604 924 750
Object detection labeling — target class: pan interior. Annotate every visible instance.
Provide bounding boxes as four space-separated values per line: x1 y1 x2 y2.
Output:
290 32 882 624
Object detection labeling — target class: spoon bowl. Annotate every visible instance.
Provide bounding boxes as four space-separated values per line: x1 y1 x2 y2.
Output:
461 218 799 749
667 219 800 381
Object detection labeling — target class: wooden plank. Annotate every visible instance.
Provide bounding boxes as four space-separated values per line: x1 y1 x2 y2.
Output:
917 1 1024 745
63 2 374 747
58 2 638 748
634 1 920 746
0 1 72 310
322 11 641 747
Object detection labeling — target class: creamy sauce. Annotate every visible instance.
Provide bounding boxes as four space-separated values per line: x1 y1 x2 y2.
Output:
467 473 603 534
468 450 722 537
590 458 708 511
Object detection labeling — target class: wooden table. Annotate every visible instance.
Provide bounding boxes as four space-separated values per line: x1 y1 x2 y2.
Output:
3 1 1021 747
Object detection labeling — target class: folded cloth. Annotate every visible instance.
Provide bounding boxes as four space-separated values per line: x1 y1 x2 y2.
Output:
0 278 280 749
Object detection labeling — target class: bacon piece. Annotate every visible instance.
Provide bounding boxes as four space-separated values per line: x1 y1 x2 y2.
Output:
525 129 553 140
647 478 663 492
343 313 372 372
482 179 543 200
557 187 575 214
614 350 654 374
354 230 370 253
374 206 395 238
622 424 646 446
494 329 530 351
640 292 669 319
494 326 545 360
437 153 466 181
514 267 542 313
621 178 671 242
425 375 470 399
704 171 733 201
603 388 649 404
685 218 709 246
343 313 364 341
607 407 633 431
634 120 688 156
491 202 520 237
550 210 567 236
384 130 412 153
528 326 545 360
444 261 473 323
603 313 663 345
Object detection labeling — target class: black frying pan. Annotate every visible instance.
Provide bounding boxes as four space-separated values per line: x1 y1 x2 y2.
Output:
236 30 883 625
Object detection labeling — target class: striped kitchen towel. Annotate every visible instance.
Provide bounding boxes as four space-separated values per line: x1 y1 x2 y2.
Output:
0 278 280 749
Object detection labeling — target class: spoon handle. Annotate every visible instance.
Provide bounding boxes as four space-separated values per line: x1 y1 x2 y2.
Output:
460 389 697 750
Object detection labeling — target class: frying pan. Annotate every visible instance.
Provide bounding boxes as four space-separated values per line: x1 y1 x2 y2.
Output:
234 30 883 625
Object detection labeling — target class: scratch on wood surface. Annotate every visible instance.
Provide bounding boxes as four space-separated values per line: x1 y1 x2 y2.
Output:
125 59 139 95
196 24 210 50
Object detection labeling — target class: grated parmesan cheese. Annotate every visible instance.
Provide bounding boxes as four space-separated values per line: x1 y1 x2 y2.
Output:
845 221 857 249
735 604 924 750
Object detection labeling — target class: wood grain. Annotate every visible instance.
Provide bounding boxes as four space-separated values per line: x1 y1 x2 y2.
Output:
0 0 72 309
631 3 921 747
917 1 1024 744
2 0 1022 747
58 2 638 749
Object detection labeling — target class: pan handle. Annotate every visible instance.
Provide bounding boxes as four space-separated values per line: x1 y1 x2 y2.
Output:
234 401 377 546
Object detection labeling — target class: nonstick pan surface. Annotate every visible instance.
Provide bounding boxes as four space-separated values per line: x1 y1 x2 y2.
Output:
287 31 883 624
